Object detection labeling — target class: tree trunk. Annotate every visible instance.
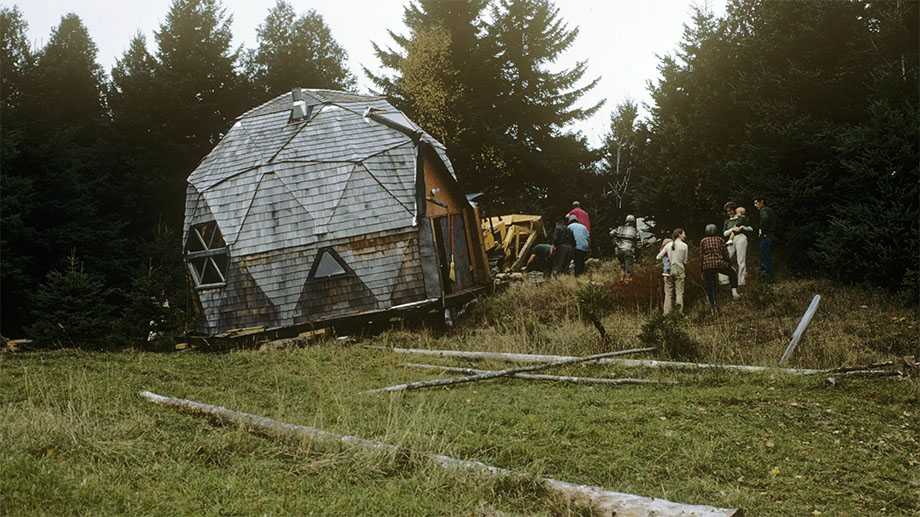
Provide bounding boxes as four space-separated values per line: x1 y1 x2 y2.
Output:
139 390 740 517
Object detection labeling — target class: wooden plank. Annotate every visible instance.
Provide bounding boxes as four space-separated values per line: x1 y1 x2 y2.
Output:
780 294 821 365
377 347 821 375
509 230 539 271
140 390 739 516
364 347 656 394
402 363 677 386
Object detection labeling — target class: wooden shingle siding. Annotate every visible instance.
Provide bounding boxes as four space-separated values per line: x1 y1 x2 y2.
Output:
185 89 484 336
199 168 263 246
234 172 315 256
272 107 410 163
182 184 203 246
195 229 427 334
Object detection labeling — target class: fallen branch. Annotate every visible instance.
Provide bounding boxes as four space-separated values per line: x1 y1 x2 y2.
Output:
140 390 739 516
820 356 918 381
588 315 611 345
779 294 821 364
403 363 677 386
828 369 901 378
380 347 820 375
365 348 656 394
822 361 896 375
825 369 904 386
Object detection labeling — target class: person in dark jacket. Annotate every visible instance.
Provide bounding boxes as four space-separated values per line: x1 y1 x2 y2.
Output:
700 224 741 310
754 196 777 281
551 216 576 275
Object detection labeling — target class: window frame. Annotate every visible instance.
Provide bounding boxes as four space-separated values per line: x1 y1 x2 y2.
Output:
185 222 229 290
307 247 350 280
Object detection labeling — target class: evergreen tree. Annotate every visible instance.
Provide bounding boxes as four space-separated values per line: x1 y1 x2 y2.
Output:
154 0 247 228
486 0 602 213
399 27 462 143
635 7 740 233
0 6 36 334
26 13 127 267
248 0 355 97
369 0 600 213
638 0 919 292
489 0 602 141
109 33 165 234
26 253 115 348
367 0 503 199
5 14 130 336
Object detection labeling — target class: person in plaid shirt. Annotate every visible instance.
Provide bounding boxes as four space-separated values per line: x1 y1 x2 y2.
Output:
700 224 741 310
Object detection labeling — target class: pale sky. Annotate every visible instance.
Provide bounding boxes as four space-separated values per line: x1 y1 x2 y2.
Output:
16 0 725 146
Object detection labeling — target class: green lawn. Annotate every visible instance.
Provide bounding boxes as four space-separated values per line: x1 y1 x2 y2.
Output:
4 266 919 515
2 343 918 515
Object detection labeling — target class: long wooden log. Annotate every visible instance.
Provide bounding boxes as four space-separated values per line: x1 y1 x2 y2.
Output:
381 347 821 375
780 294 821 364
403 363 677 386
139 390 739 516
822 360 900 374
828 369 901 378
365 347 657 394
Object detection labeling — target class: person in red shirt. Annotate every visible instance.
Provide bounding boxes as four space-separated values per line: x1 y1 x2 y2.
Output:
566 201 591 233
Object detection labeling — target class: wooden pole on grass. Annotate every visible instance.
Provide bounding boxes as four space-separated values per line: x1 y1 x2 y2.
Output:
402 363 677 386
139 390 740 516
377 347 821 375
780 294 821 365
365 347 656 394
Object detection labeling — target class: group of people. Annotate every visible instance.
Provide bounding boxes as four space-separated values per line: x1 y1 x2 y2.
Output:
525 197 778 314
655 196 777 313
527 201 592 277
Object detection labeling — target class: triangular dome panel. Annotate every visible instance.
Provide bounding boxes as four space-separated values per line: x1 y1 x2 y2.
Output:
201 168 263 246
235 172 315 256
324 167 414 239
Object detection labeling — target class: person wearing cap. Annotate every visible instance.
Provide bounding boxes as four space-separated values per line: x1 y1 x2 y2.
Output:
700 223 741 311
567 201 591 233
551 215 576 275
610 215 639 281
567 214 590 276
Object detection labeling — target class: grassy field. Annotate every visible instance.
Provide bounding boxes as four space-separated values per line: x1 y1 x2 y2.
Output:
2 261 919 515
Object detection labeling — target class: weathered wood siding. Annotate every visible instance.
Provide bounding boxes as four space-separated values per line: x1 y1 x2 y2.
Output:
196 229 427 333
184 89 484 335
419 146 490 288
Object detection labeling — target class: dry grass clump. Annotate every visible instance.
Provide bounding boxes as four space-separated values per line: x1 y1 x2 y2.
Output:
639 313 701 361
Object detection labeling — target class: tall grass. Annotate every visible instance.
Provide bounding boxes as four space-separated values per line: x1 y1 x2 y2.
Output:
410 258 919 369
2 258 918 515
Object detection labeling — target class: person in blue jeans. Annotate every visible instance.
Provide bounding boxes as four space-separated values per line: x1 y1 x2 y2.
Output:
754 196 777 280
567 214 590 276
